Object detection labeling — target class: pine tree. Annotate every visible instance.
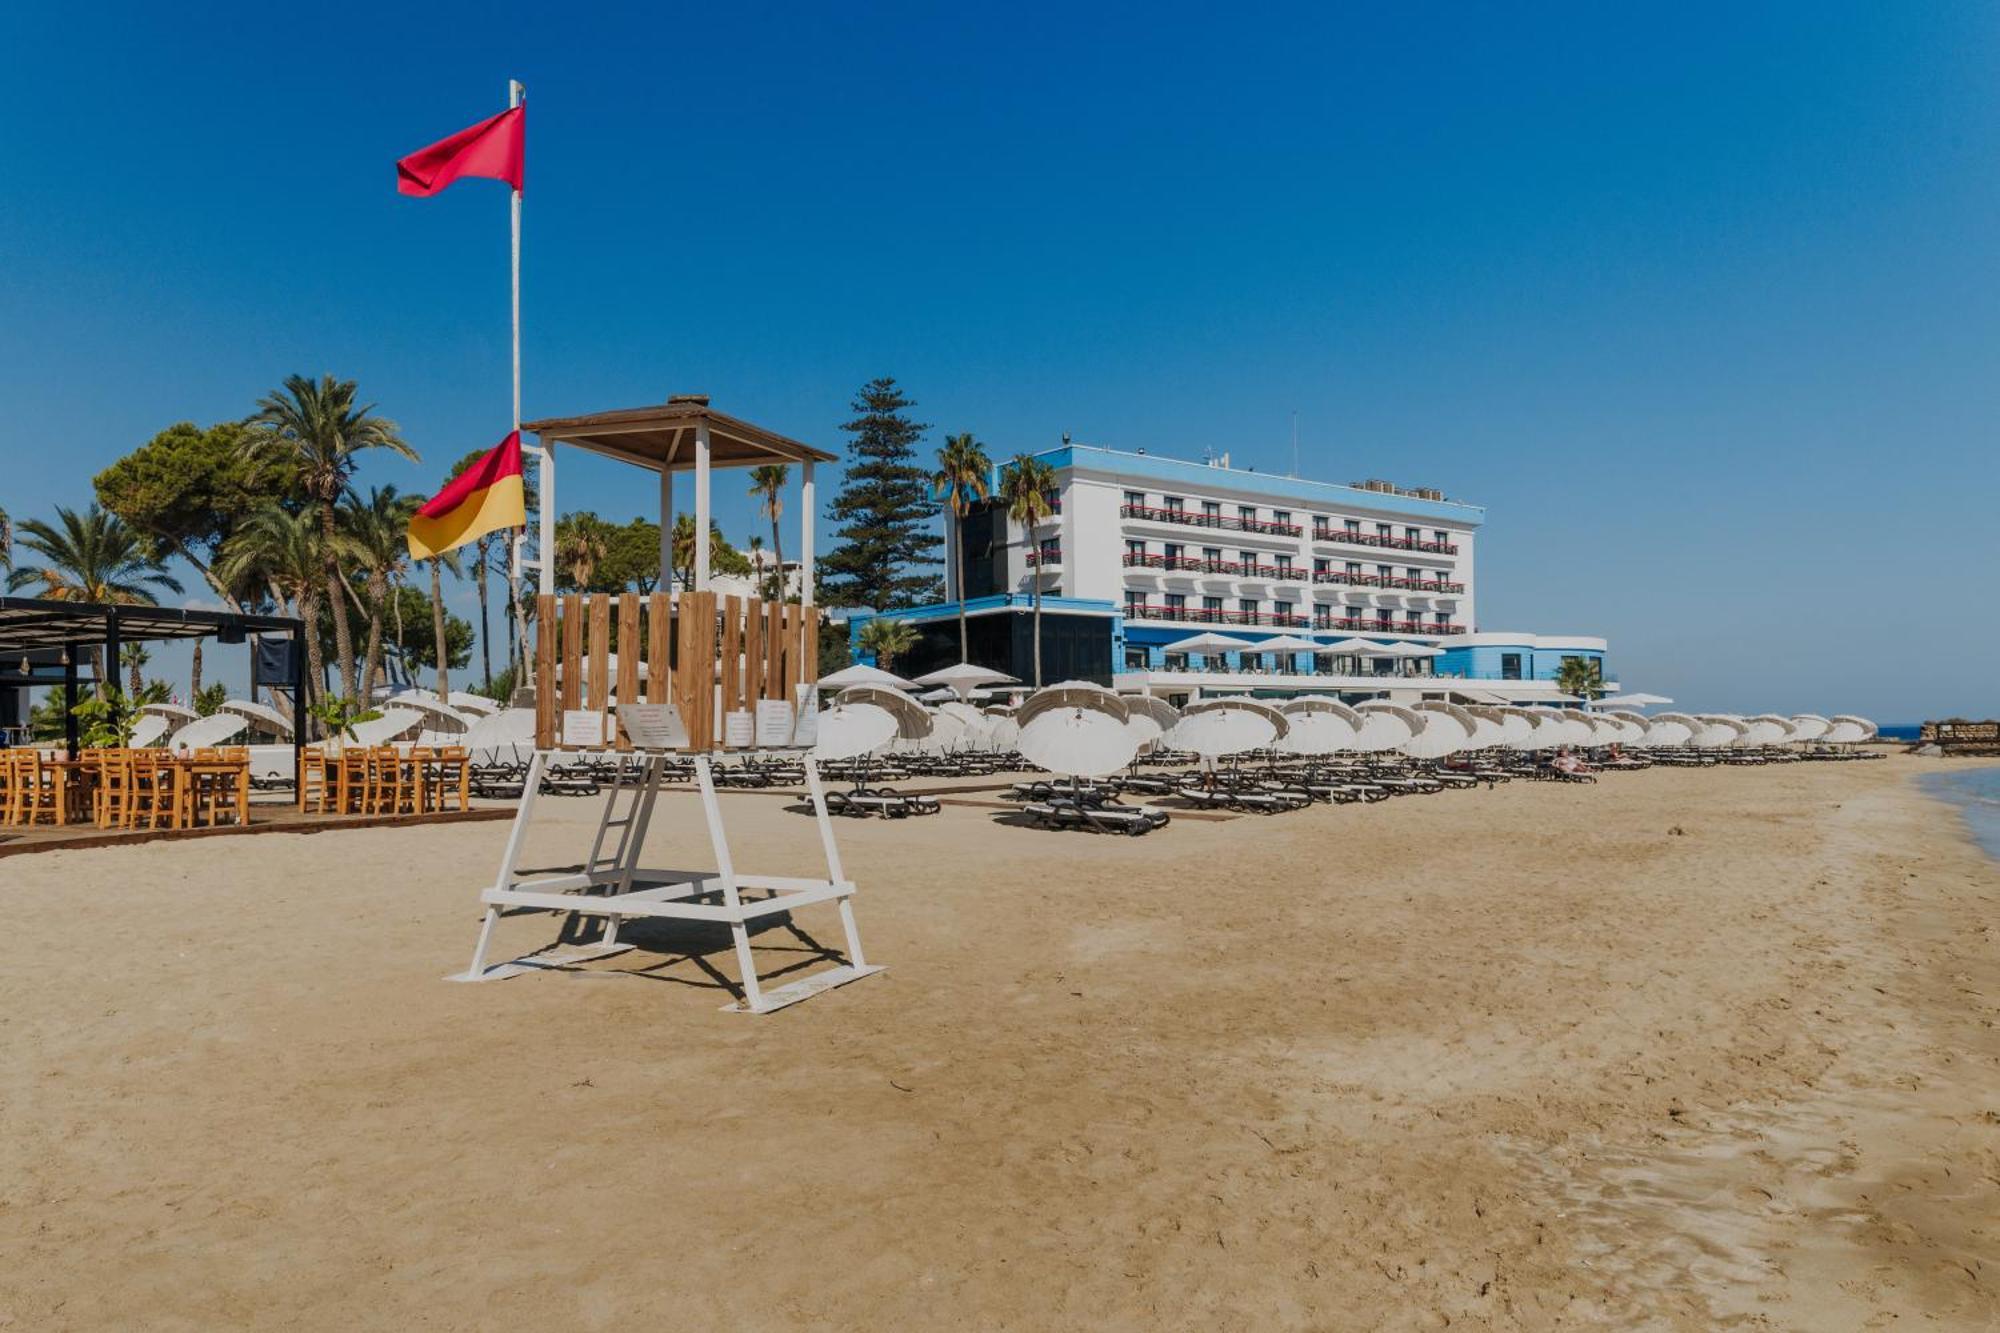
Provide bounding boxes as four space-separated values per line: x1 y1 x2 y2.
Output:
820 377 943 610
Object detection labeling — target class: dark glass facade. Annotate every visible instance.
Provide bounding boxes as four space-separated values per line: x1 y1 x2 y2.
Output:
897 609 1113 687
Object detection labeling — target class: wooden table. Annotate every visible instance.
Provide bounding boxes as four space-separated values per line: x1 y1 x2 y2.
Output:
180 759 250 828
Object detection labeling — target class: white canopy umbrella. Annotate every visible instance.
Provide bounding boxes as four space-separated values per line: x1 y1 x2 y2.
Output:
1742 714 1794 745
837 685 932 739
1495 706 1542 750
384 690 473 733
1600 710 1651 745
1459 704 1510 749
1825 715 1877 745
1395 643 1446 658
1401 708 1471 759
1160 632 1256 655
141 701 197 722
165 714 249 750
219 697 293 737
449 690 501 716
1172 697 1286 757
813 702 901 761
1562 708 1622 746
462 708 536 764
1646 713 1699 748
1691 714 1747 747
919 706 974 754
1017 690 1138 777
1276 696 1363 755
129 714 171 748
1318 637 1390 655
1606 692 1673 708
912 662 1020 699
818 663 917 690
985 713 1021 749
348 707 424 747
1788 714 1832 743
1352 701 1421 752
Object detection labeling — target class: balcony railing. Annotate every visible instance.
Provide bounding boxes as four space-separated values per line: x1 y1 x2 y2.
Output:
1310 571 1466 593
1120 503 1302 537
1121 552 1304 580
1123 603 1311 628
1312 527 1458 555
1306 617 1467 635
1023 546 1062 567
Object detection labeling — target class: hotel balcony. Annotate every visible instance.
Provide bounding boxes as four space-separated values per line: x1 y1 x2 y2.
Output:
1122 552 1306 581
1307 617 1468 636
1119 503 1303 537
1311 527 1459 555
1023 545 1063 568
1123 602 1311 629
1311 571 1466 594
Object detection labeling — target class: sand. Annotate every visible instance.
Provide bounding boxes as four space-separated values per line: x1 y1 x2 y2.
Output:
1 755 1996 1330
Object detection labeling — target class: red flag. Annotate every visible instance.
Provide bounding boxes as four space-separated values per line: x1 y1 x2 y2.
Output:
397 105 524 197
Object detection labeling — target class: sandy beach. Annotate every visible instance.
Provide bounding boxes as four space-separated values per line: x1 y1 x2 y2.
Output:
2 754 1996 1329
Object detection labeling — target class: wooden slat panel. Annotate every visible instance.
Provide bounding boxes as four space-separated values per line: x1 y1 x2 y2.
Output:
801 608 819 687
646 593 671 705
559 593 583 718
586 594 611 724
762 600 783 700
742 596 765 706
616 593 640 748
692 590 717 750
719 596 742 730
535 593 557 748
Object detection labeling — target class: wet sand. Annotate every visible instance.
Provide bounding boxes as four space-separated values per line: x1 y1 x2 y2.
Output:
1 755 1995 1329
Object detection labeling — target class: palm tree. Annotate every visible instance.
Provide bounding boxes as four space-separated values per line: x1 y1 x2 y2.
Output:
428 549 464 699
6 505 184 691
217 507 331 720
0 502 11 571
857 616 917 674
747 464 789 602
553 514 609 592
931 433 993 663
999 455 1058 686
1555 656 1606 703
241 374 417 703
343 485 416 703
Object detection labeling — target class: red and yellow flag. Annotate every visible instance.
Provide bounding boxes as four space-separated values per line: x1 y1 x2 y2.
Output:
408 431 527 560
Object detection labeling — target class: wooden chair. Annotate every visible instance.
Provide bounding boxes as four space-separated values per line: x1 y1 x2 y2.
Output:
92 749 138 829
130 752 185 830
434 746 470 812
338 747 372 814
0 751 21 826
406 746 436 813
15 752 62 826
298 747 332 813
371 746 415 815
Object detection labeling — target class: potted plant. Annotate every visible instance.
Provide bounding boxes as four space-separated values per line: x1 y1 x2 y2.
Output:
308 696 383 755
71 689 140 748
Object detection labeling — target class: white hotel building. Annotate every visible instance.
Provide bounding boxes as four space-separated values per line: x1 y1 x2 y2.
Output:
847 443 1612 705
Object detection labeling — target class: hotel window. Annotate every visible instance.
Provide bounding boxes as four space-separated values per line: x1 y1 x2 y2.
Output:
1435 611 1451 625
1273 599 1295 620
1346 560 1362 577
1434 529 1448 546
1125 590 1145 612
1313 558 1330 576
1274 554 1294 576
1405 526 1420 543
1238 505 1257 524
1201 545 1220 563
1376 522 1393 539
1201 500 1221 521
1165 592 1187 612
1312 514 1329 532
1345 518 1361 535
1164 495 1185 513
1239 550 1257 568
1201 595 1222 614
1239 598 1260 616
1376 564 1393 580
1501 653 1522 680
1125 539 1145 557
1164 652 1188 670
1314 607 1333 628
1124 647 1149 669
1407 567 1422 584
1124 490 1144 508
1273 510 1291 529
1164 542 1183 560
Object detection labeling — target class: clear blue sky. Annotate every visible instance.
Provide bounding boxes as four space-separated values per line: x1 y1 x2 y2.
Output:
4 2 1995 718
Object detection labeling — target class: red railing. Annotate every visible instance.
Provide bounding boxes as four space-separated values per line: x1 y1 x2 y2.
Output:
1121 552 1303 579
1306 617 1466 635
1123 603 1311 628
1024 546 1062 567
1311 571 1465 593
1119 503 1302 536
1312 527 1458 555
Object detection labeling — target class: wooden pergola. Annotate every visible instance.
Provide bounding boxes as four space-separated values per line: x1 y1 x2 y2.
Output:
520 394 836 599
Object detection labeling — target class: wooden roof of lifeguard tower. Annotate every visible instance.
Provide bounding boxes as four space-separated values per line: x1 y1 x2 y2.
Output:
522 393 836 470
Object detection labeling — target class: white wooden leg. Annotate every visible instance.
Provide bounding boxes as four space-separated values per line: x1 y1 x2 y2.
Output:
465 906 501 978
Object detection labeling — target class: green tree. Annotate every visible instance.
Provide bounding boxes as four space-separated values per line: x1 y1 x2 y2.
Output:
6 505 185 691
668 514 752 589
342 485 417 704
748 464 789 600
1000 455 1058 687
93 420 281 612
216 507 328 720
241 374 416 703
931 432 992 662
856 616 917 675
1555 656 1606 702
193 682 229 716
821 377 940 610
604 517 663 594
0 501 11 571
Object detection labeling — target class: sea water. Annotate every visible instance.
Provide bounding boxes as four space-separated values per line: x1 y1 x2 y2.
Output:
1922 766 2000 862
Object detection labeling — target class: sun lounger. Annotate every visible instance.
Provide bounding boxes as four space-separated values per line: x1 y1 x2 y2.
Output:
1022 797 1169 835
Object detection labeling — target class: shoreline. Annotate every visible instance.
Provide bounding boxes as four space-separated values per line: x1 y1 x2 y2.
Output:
1 755 1995 1328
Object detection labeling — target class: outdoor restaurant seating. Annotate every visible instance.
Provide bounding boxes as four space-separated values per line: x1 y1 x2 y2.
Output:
299 744 470 816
